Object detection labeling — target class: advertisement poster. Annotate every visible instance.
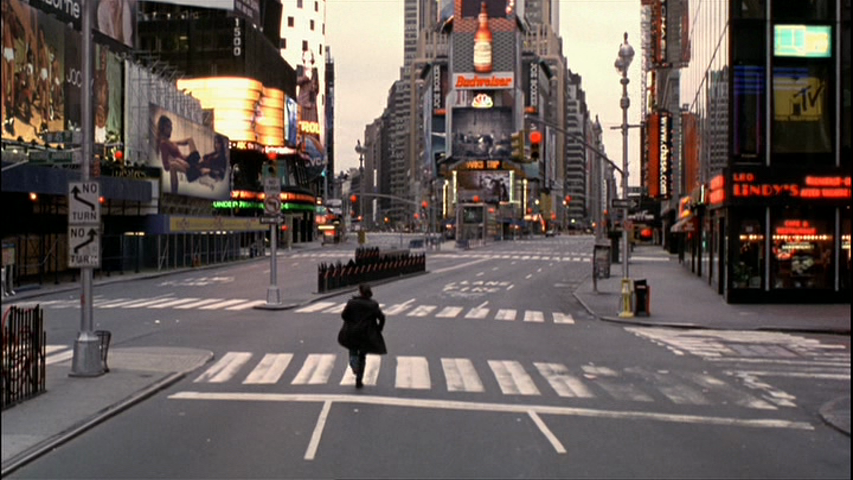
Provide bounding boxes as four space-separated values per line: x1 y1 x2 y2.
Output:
149 105 230 200
455 170 511 203
451 107 513 159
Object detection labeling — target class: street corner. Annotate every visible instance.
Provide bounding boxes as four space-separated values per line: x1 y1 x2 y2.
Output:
819 395 851 436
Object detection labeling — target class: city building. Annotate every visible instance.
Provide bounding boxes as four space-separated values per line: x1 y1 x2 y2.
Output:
664 0 851 303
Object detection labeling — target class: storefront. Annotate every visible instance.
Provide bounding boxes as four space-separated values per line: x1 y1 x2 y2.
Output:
709 166 851 303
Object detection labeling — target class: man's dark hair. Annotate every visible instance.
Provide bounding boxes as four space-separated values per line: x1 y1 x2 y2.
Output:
358 283 373 298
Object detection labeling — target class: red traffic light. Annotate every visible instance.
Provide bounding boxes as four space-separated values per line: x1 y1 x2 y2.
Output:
421 201 429 209
529 130 542 145
565 195 572 203
350 194 358 203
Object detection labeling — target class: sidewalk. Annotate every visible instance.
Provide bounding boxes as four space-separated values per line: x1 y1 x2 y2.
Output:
573 244 850 437
2 241 849 475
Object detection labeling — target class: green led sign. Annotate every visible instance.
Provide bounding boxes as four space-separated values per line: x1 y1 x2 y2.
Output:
774 25 831 58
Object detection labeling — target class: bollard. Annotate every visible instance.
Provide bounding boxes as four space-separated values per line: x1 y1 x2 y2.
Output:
618 278 634 318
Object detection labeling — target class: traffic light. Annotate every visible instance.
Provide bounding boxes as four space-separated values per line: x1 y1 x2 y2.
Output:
510 129 526 161
350 194 358 204
529 129 542 161
421 200 429 209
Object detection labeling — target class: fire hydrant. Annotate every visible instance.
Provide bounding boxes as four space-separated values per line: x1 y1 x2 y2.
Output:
618 278 634 318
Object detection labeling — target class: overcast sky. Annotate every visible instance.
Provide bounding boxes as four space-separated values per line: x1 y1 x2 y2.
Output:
326 0 643 185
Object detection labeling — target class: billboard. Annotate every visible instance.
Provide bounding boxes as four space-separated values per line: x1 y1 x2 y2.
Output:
149 105 230 200
455 169 512 203
297 48 324 167
2 0 124 146
451 107 513 160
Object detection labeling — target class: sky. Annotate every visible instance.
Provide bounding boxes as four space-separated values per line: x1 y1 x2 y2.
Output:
326 0 643 186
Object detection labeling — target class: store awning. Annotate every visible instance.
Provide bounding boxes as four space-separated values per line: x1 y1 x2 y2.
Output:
670 214 695 233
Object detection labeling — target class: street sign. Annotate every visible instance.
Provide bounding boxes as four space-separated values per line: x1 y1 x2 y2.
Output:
68 181 101 224
68 226 101 268
260 216 282 225
263 177 280 196
264 196 281 215
611 198 636 209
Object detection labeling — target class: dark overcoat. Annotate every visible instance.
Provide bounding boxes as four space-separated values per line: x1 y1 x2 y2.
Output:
337 295 387 354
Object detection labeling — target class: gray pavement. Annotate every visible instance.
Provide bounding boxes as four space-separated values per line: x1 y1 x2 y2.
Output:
2 239 849 476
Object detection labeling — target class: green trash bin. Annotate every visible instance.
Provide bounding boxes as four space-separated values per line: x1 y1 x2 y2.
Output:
358 230 366 245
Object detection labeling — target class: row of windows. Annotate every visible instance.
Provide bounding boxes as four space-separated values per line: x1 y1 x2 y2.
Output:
295 0 321 12
287 16 324 34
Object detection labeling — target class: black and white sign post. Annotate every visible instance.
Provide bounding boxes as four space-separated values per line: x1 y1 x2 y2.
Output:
70 0 104 377
264 178 282 306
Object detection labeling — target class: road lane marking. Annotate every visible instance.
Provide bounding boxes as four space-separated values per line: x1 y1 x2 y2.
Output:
175 298 224 309
552 313 575 324
201 299 252 310
528 411 566 454
168 391 815 431
226 300 268 310
494 309 517 321
523 311 544 323
407 305 437 317
304 400 332 461
432 258 490 274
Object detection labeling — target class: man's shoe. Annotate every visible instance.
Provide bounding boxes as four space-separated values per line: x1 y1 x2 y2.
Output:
355 378 364 389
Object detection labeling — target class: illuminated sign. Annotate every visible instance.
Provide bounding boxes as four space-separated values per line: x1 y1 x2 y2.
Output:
472 93 494 108
453 73 514 89
712 170 851 207
463 160 502 170
774 25 831 58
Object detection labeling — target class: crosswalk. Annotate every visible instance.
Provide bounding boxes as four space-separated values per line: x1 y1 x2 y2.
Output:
295 301 576 324
292 251 593 263
33 296 578 325
176 350 787 410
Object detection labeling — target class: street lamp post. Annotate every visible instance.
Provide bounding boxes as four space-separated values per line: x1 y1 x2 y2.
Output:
355 140 366 228
615 32 634 317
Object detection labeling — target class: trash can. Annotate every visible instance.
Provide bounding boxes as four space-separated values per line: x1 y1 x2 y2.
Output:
95 330 112 372
633 280 650 316
358 230 366 245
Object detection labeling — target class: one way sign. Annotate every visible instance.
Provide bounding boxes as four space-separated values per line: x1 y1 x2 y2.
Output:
68 226 101 268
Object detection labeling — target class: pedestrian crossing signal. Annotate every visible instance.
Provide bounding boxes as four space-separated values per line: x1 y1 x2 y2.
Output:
510 129 526 161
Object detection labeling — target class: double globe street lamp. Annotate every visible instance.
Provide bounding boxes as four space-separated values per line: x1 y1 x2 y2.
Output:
614 32 635 317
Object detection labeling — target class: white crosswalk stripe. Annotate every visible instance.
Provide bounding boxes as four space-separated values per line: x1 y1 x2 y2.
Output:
442 358 484 392
407 305 437 317
494 309 516 321
292 354 336 385
295 302 338 313
340 356 381 386
147 298 201 309
243 353 293 384
396 356 431 389
534 362 593 398
194 352 252 383
435 306 464 318
523 311 545 323
488 360 540 395
226 300 268 311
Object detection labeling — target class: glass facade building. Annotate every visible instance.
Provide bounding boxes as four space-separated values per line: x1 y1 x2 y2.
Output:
680 0 851 303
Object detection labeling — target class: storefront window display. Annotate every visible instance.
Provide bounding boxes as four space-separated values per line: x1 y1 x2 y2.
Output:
770 209 833 289
733 218 765 289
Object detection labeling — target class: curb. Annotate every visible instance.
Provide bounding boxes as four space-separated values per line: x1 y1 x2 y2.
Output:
1 372 185 477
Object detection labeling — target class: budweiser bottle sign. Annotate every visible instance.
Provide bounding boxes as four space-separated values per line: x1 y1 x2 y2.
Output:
473 1 493 73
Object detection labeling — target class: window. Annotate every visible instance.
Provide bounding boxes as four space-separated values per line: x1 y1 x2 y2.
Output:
288 16 294 27
297 0 303 8
302 40 308 52
770 208 833 289
315 1 319 12
310 20 315 31
280 38 286 49
733 217 765 289
772 0 833 22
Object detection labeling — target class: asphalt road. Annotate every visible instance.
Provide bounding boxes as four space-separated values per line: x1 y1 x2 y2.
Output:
8 236 850 478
